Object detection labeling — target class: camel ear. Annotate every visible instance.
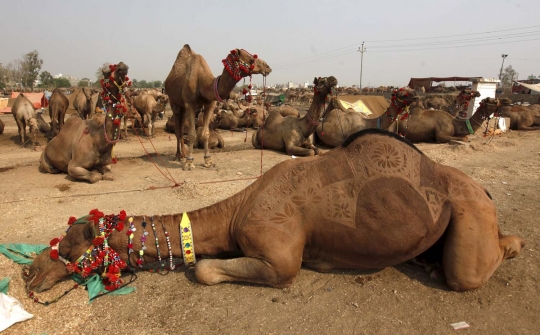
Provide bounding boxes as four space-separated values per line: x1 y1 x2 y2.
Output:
313 77 318 85
83 221 96 242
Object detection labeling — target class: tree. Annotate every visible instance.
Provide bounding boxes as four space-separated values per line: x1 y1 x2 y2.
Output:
153 80 163 88
139 80 148 88
53 77 71 88
95 62 110 82
78 78 91 87
39 71 53 87
527 74 537 80
0 63 7 88
6 61 23 87
20 50 43 88
132 79 139 88
501 65 518 88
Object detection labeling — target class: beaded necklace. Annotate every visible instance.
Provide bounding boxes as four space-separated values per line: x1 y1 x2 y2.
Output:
138 217 148 268
149 216 164 268
160 216 175 270
127 216 135 269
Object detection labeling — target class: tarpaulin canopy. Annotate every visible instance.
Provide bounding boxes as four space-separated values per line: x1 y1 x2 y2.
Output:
265 93 286 105
336 95 389 118
10 92 45 109
407 77 481 90
514 81 540 94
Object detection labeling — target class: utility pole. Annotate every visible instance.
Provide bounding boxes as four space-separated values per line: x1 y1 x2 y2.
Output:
498 54 508 87
358 42 366 91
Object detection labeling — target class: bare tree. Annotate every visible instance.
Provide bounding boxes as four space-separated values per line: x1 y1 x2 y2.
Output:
501 65 519 88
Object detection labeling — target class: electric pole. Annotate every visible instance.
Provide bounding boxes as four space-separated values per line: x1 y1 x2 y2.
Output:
498 54 508 87
358 42 366 91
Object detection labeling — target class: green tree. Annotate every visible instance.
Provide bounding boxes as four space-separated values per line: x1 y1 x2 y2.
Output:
0 63 7 88
20 50 43 88
78 78 91 87
153 80 163 88
39 71 53 87
53 77 71 88
132 79 139 88
501 65 518 88
139 80 148 88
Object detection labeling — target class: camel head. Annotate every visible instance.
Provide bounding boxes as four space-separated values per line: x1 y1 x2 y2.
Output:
24 211 129 294
223 49 272 80
312 76 338 96
28 117 39 134
475 97 502 118
391 88 419 108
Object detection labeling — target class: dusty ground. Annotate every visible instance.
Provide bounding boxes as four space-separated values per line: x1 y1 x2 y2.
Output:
0 109 538 335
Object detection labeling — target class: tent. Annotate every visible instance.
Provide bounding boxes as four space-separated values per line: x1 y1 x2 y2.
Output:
335 95 389 118
265 93 286 106
0 92 46 114
407 77 481 91
514 81 540 95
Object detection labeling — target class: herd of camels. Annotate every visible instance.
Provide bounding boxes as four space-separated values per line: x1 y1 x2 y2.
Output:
3 45 532 297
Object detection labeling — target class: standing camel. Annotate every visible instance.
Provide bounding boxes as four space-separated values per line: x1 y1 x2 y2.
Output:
132 93 169 137
164 45 272 170
48 88 70 137
252 76 337 156
11 93 39 146
73 87 98 120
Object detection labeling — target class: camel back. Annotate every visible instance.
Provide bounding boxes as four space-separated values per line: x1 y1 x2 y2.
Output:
175 44 195 62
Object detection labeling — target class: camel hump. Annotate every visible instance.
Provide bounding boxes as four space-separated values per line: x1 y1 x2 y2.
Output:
176 44 195 61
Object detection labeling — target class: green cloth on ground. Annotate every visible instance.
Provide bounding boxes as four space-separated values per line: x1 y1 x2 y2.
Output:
0 277 10 294
0 243 135 303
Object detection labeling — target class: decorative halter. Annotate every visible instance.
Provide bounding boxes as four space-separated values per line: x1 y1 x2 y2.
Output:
222 49 258 81
478 98 501 119
100 64 132 144
386 89 414 123
456 90 480 119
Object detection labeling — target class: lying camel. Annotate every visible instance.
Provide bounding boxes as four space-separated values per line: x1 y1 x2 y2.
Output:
26 129 524 294
39 62 130 183
245 106 267 128
252 76 338 156
265 103 300 118
36 113 51 135
164 45 272 170
498 98 540 130
165 113 224 149
11 93 39 146
218 109 249 130
0 118 4 134
73 87 99 119
48 88 70 137
132 93 169 137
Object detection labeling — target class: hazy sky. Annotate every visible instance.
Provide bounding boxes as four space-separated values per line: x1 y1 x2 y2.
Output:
1 0 539 88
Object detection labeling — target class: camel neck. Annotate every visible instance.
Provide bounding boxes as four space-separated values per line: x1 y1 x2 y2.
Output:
202 69 239 102
107 188 247 267
301 93 328 136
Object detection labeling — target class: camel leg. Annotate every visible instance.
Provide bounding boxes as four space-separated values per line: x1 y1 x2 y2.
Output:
200 102 217 168
39 151 61 174
284 142 316 156
183 103 198 170
517 125 540 130
67 161 103 183
195 227 304 287
171 103 185 162
100 164 114 181
15 118 26 146
442 200 525 291
435 133 468 143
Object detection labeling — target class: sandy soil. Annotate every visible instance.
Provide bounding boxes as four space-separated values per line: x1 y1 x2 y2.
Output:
0 110 538 335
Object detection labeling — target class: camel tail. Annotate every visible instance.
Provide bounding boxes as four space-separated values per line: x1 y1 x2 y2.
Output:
176 44 195 61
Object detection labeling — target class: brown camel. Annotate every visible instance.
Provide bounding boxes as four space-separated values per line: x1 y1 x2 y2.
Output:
498 98 540 130
218 110 250 130
164 45 271 170
165 112 224 149
0 118 4 134
48 88 70 137
132 93 169 137
11 93 39 146
39 62 130 183
252 77 338 156
245 106 268 128
266 104 301 118
26 129 524 294
73 87 99 119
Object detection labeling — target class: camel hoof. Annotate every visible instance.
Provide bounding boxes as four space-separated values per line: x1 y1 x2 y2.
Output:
88 172 103 183
313 148 321 155
183 161 196 171
102 173 114 181
194 259 221 286
203 156 215 168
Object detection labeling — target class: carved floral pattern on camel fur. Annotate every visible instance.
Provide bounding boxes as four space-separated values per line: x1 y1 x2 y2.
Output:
27 129 524 294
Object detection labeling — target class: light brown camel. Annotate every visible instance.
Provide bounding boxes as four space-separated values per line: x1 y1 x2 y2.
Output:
39 63 130 183
48 88 70 137
73 87 99 119
165 112 224 149
11 93 39 146
26 129 524 294
164 45 271 170
245 106 268 128
218 110 250 130
132 93 169 137
498 98 540 130
252 77 338 156
265 103 300 118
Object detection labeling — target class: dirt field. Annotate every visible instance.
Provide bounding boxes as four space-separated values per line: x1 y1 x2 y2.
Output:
0 110 538 335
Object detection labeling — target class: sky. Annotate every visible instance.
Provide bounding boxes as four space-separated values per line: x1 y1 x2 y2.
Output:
1 0 539 88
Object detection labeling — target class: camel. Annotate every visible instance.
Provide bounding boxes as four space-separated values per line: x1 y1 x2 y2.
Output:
498 98 540 130
36 113 51 136
48 88 70 137
164 45 271 170
73 87 99 119
218 110 250 130
245 106 268 128
265 103 300 118
252 76 338 156
132 93 169 137
25 129 524 294
11 93 39 146
39 62 130 183
0 118 4 134
165 113 224 149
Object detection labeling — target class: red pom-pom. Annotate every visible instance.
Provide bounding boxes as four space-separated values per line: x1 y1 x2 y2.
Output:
50 249 59 260
249 64 254 70
321 131 325 136
68 216 77 226
113 118 121 126
242 88 248 94
253 54 258 59
248 85 252 89
50 238 60 247
125 76 129 81
116 221 124 231
119 210 126 220
128 243 133 249
109 65 114 70
111 157 118 164
137 259 143 265
93 236 105 246
230 50 237 55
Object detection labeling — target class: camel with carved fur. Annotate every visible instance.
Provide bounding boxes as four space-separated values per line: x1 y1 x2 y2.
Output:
164 44 271 170
39 63 131 183
26 128 524 295
252 76 337 156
